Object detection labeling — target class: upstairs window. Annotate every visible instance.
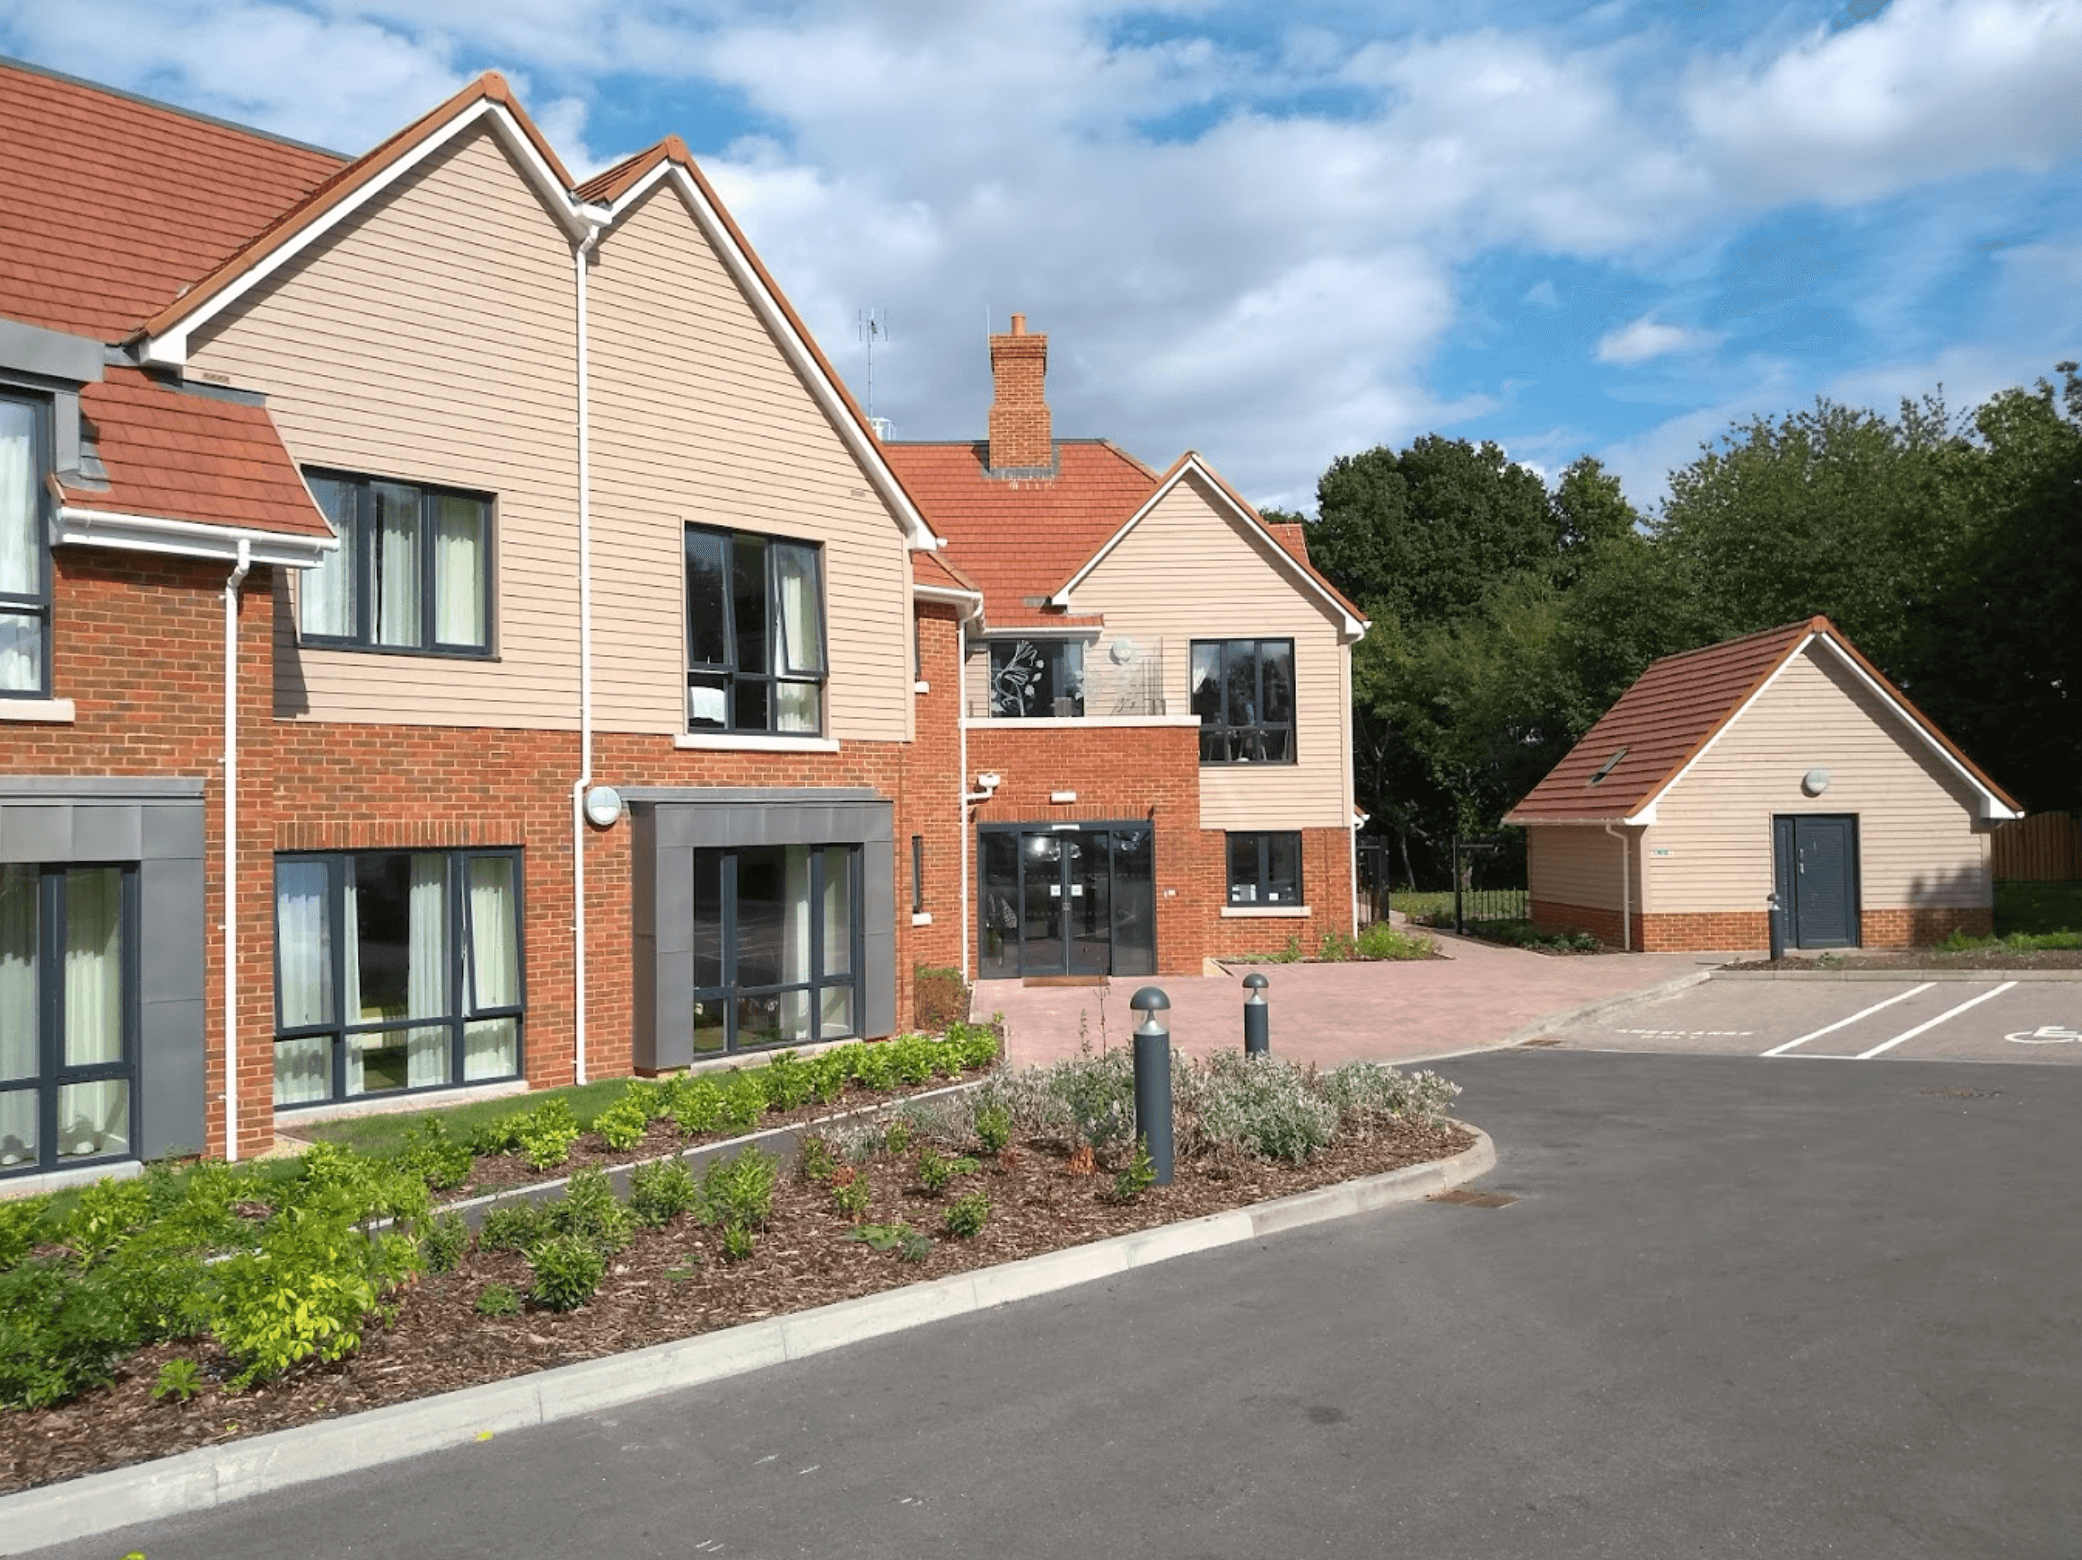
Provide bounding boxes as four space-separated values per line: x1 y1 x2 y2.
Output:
0 394 50 697
300 472 492 654
1192 639 1294 763
685 525 826 734
989 638 1084 718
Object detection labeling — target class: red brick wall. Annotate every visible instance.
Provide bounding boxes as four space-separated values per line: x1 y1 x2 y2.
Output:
1203 826 1355 963
1861 906 1991 946
900 603 965 991
1536 897 1994 951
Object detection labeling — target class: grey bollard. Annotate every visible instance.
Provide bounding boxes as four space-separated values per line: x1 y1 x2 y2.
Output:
1242 971 1270 1055
1128 985 1174 1185
1767 890 1785 962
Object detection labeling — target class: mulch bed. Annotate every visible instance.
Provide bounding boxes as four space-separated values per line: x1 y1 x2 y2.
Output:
1726 949 2082 971
0 1117 1472 1496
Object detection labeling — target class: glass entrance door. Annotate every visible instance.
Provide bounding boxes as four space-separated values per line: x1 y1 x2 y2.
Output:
977 825 1157 978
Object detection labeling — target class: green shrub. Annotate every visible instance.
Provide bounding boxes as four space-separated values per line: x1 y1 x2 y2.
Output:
700 1146 777 1232
887 1033 943 1085
915 1147 978 1195
517 1100 583 1170
720 1224 756 1262
546 1167 633 1255
152 1356 205 1403
100 1234 214 1343
883 1118 912 1155
1319 1061 1462 1126
51 1176 154 1261
760 1051 816 1110
798 1134 838 1182
1355 922 1438 960
1184 1053 1338 1163
395 1117 475 1191
718 1069 770 1131
477 1201 550 1253
527 1233 605 1311
849 1043 897 1092
475 1282 522 1317
664 1074 725 1135
943 1192 990 1239
1112 1136 1158 1201
831 1171 871 1220
417 1210 469 1275
0 1258 140 1409
210 1207 419 1388
914 964 971 1032
804 1048 852 1104
593 1095 651 1153
1043 1045 1135 1151
629 1159 701 1227
946 1020 1002 1070
0 1195 49 1271
975 1105 1012 1155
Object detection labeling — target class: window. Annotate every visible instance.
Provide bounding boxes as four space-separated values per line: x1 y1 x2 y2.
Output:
272 850 523 1106
0 865 137 1175
911 835 925 914
0 394 50 696
989 638 1084 717
1227 832 1303 906
691 844 860 1054
685 525 826 734
1192 639 1294 763
299 472 492 654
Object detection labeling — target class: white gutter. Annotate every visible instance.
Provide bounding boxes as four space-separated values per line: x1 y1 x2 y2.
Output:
1602 822 1632 952
221 538 251 1161
54 504 335 569
570 223 601 1086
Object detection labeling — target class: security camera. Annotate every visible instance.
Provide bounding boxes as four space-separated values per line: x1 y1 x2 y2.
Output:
977 772 1001 790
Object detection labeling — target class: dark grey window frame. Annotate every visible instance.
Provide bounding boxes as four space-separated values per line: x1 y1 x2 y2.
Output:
270 847 526 1108
689 842 864 1056
297 469 496 658
0 390 53 699
911 834 926 914
1192 637 1296 765
1225 831 1304 906
683 524 828 735
0 863 141 1179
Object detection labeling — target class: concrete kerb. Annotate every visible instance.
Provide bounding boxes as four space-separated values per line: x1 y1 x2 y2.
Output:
1489 968 1716 1051
1710 966 2082 982
0 1127 1496 1555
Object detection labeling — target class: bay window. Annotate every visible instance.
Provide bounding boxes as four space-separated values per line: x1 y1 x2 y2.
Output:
1191 638 1294 763
691 843 861 1054
300 472 492 654
272 849 523 1106
0 864 137 1176
684 525 826 734
0 394 50 696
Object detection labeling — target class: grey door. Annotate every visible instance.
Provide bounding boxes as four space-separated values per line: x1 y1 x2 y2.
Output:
1774 815 1860 948
977 825 1159 977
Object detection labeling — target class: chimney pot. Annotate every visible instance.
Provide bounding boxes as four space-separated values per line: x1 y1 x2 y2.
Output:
1011 313 1026 335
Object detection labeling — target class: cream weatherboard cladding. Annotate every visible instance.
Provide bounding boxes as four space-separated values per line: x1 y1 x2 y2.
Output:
1527 822 1642 915
186 126 582 729
1066 471 1354 831
586 182 913 743
1641 645 1991 913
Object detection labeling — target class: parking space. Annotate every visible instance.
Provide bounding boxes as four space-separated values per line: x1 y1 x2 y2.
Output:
1540 976 2082 1064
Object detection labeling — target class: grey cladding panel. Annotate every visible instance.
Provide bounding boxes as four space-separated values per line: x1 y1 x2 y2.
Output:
141 857 207 1003
139 998 207 1160
72 805 144 862
1 806 71 863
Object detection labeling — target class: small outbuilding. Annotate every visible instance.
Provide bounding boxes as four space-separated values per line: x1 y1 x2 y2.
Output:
1504 617 2023 952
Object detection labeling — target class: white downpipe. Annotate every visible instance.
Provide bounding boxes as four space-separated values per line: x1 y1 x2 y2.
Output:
957 617 971 983
1603 822 1632 952
570 224 601 1086
222 538 251 1161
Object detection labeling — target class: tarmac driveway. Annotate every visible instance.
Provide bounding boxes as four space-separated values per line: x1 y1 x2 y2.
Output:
42 1049 2081 1560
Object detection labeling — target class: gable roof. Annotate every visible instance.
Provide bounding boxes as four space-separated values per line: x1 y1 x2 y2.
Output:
881 440 1159 628
50 368 336 564
0 56 343 340
1054 452 1369 640
1504 616 2022 826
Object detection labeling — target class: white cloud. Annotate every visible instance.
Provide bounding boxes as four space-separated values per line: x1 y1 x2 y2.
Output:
1595 315 1714 365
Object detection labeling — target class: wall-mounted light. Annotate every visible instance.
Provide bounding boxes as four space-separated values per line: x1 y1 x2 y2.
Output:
584 784 624 828
1801 768 1831 797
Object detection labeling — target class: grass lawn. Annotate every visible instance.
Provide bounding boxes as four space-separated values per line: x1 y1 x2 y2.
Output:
290 1078 634 1160
1994 880 2082 937
1391 890 1454 923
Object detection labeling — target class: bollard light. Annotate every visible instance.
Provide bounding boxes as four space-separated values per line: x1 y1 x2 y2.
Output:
1767 890 1785 962
1242 970 1270 1056
1128 985 1174 1185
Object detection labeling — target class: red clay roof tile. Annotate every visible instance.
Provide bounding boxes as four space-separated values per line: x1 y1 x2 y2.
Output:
56 368 335 540
0 58 342 339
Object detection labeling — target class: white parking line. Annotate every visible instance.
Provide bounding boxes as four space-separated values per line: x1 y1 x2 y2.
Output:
1855 982 2018 1059
1760 983 1934 1056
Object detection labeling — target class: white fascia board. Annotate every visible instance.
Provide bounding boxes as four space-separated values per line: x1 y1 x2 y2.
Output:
56 505 338 569
627 163 940 554
977 623 1097 639
1051 456 1366 639
1806 635 2023 822
140 102 590 368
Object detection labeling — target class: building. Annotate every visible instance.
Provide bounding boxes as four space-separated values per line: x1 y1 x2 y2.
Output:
883 316 1370 981
1504 617 2023 952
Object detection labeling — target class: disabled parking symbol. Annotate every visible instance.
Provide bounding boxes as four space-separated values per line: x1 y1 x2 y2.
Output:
2004 1025 2082 1045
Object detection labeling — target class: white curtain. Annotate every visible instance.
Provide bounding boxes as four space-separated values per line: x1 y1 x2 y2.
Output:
784 846 813 987
299 477 354 637
432 494 486 646
774 545 823 675
0 865 34 1084
56 1079 128 1158
63 868 122 1068
406 854 449 1087
341 875 364 1094
373 483 421 647
272 861 333 1104
820 847 852 978
0 1088 32 1166
0 405 39 692
464 857 519 1078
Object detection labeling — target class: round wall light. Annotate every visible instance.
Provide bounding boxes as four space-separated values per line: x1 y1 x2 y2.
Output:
1801 767 1831 797
584 784 624 828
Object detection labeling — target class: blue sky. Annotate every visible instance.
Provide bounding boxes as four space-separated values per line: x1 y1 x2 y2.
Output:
4 0 2077 514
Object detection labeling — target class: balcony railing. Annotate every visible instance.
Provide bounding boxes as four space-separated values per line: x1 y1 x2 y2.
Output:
966 637 1172 719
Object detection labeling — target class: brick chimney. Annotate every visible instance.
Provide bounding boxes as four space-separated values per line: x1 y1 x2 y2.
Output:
987 312 1052 471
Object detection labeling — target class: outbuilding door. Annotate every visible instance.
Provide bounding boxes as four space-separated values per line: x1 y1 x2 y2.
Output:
1773 814 1860 948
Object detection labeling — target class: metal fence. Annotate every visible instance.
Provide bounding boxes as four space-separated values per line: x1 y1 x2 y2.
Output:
1355 831 1528 932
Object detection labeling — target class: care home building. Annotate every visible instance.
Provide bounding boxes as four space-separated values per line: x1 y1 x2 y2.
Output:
1505 618 2022 953
1 61 1365 1189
